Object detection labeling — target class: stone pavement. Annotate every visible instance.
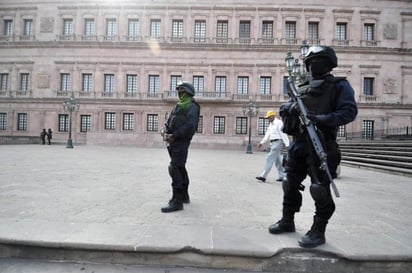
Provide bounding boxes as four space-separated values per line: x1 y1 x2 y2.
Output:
0 144 411 272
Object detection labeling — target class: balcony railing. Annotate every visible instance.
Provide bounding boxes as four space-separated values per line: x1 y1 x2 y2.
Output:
361 40 379 47
81 35 98 41
281 38 298 45
124 35 142 42
0 90 33 97
212 37 232 44
359 95 378 102
0 34 15 41
0 89 289 102
102 35 120 42
18 35 35 41
58 34 75 41
257 37 277 45
333 39 351 47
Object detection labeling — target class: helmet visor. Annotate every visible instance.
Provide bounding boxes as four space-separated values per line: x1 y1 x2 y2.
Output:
304 46 324 58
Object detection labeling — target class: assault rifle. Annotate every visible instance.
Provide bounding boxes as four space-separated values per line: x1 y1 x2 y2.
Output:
286 76 340 198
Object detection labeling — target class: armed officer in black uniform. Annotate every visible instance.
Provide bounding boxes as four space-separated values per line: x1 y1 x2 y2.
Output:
161 81 200 213
269 46 358 247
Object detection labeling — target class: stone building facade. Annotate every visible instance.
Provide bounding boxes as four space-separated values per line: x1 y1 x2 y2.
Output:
0 0 411 148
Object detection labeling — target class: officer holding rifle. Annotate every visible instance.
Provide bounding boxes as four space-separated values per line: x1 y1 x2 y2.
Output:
269 46 358 248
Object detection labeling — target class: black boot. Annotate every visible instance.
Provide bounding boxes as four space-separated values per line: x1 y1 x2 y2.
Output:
298 216 328 248
161 189 183 213
268 210 295 234
182 186 190 204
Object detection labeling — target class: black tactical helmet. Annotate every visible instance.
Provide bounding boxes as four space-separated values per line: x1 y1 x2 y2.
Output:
303 45 338 71
176 81 195 96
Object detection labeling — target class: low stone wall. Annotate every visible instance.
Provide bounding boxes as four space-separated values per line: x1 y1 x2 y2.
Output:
0 135 41 145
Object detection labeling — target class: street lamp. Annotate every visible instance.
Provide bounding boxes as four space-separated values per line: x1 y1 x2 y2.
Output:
243 99 259 154
285 40 310 83
62 94 80 148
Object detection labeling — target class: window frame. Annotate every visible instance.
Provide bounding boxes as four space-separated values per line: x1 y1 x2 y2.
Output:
63 18 73 36
82 73 93 92
258 117 269 135
216 20 229 43
148 75 160 94
126 74 138 94
60 73 71 92
20 73 29 92
104 74 115 93
58 114 69 132
150 19 161 38
80 114 91 132
122 113 134 131
128 19 140 38
239 20 251 43
213 116 225 134
0 73 9 91
104 112 116 130
0 112 7 130
147 114 158 132
4 19 13 36
237 76 249 95
194 20 206 43
363 77 374 96
259 76 271 95
17 113 28 131
236 117 248 135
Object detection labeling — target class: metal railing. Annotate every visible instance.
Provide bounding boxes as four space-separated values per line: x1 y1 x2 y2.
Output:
345 127 412 140
0 89 289 103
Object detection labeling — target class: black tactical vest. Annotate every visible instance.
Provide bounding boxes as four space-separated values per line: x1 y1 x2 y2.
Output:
297 76 347 141
167 100 200 133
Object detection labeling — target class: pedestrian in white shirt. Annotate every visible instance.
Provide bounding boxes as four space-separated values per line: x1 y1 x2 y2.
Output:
256 110 289 182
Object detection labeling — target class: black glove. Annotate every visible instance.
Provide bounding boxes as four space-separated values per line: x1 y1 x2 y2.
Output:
279 102 299 117
306 113 330 126
288 102 300 116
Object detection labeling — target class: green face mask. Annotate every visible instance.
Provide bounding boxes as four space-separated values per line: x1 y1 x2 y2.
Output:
178 92 185 99
177 92 192 110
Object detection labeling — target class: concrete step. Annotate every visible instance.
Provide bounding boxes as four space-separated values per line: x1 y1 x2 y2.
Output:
341 155 412 170
338 141 412 147
342 152 412 163
339 148 412 157
341 160 412 177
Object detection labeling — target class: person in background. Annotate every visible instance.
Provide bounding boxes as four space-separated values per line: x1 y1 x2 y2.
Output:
256 110 289 183
40 129 47 145
47 128 53 145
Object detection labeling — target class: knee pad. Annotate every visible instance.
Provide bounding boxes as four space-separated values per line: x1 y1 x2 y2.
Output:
310 183 328 203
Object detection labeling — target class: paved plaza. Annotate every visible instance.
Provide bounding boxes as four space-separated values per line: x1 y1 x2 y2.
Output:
0 144 411 272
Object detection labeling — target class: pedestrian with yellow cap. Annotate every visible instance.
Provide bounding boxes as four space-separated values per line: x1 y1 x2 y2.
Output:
256 110 289 183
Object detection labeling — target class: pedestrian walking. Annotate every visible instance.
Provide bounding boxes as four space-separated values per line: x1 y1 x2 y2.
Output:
256 110 289 183
160 81 200 213
268 45 358 248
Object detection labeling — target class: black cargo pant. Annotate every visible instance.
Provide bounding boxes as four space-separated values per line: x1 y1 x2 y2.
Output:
167 139 190 191
283 139 340 220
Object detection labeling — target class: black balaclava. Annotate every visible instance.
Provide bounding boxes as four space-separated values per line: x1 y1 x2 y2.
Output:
309 58 331 79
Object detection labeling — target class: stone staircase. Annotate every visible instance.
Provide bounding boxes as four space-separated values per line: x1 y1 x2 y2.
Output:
338 139 412 177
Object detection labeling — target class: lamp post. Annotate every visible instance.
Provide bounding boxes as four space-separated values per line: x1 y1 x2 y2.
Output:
62 94 80 149
285 40 310 83
243 99 259 154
